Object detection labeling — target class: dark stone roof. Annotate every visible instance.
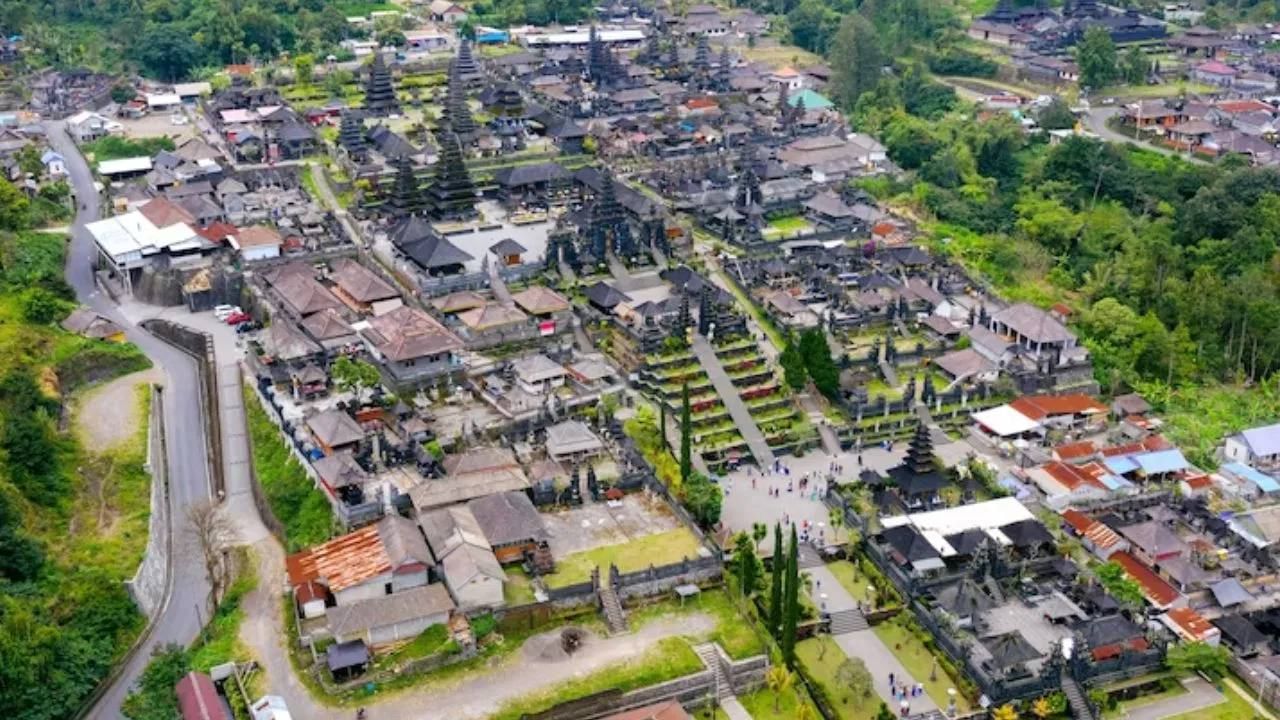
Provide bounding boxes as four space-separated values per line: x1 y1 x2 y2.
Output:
984 631 1041 669
1078 614 1142 648
326 639 370 672
1212 614 1266 648
488 238 527 256
999 519 1055 549
882 524 942 563
494 161 569 187
391 217 473 270
943 529 988 557
584 281 631 309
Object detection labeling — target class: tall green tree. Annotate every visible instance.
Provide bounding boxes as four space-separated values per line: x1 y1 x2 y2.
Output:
769 522 784 635
679 383 692 483
781 524 801 667
733 532 763 596
780 340 808 392
799 328 840 399
1075 26 1119 91
827 13 884 110
1122 46 1147 85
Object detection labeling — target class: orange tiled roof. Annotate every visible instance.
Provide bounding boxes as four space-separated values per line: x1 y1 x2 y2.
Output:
1009 394 1108 421
1111 551 1181 607
1166 606 1216 640
1054 440 1097 461
286 524 391 592
1061 508 1124 549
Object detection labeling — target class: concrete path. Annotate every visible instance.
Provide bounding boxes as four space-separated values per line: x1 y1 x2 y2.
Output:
806 564 936 713
721 697 752 719
690 333 775 467
1123 677 1224 720
487 257 514 305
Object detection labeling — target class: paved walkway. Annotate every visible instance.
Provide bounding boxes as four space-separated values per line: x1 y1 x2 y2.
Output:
690 333 775 467
721 696 752 719
1124 677 1224 720
806 564 936 713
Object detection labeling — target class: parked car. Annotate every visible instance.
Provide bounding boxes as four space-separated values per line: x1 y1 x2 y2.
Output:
213 304 240 321
225 311 251 325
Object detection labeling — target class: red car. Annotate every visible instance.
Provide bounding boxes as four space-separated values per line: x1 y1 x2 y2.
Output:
225 311 251 325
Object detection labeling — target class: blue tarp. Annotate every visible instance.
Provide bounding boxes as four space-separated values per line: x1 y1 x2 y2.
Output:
1222 461 1280 493
476 31 509 43
1096 474 1132 491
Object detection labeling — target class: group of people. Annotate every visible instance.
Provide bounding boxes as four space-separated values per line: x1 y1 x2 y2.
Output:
887 673 924 716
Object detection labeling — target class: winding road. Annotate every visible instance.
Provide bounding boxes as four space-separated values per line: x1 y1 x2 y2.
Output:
46 121 215 720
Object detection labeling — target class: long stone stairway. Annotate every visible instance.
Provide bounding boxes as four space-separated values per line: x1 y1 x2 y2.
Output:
690 333 775 467
598 585 629 635
694 643 752 719
797 542 825 569
1062 677 1098 720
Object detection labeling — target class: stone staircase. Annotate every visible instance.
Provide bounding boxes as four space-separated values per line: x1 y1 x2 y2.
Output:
797 542 825 569
827 608 869 635
693 643 734 702
908 710 947 720
598 585 629 635
1061 677 1098 720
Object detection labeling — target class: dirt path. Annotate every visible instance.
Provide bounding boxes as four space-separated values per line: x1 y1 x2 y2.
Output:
241 536 715 720
74 367 163 452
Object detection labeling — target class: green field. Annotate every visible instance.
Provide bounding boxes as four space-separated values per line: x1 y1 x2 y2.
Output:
542 527 704 588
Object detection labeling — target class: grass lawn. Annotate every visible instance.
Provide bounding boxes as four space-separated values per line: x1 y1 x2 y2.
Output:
1102 81 1217 99
627 588 765 660
796 636 880 719
504 566 537 605
766 215 813 235
189 548 259 673
825 561 875 604
737 684 822 719
56 385 153 580
873 619 971 712
1102 677 1188 718
740 43 822 69
543 528 704 588
491 637 703 720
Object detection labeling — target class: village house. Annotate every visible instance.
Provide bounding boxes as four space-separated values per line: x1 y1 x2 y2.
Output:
286 515 437 614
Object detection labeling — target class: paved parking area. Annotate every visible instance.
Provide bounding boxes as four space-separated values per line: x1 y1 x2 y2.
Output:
541 493 682 557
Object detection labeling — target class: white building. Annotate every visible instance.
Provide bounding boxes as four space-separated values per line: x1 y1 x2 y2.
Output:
1224 423 1280 465
67 110 122 143
85 211 202 294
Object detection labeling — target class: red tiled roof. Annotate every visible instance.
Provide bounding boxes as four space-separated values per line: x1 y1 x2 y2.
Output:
1009 394 1108 421
1165 606 1217 641
1100 435 1172 457
1054 440 1097 461
1091 636 1150 661
685 98 718 109
196 221 237 242
1216 99 1273 114
1111 551 1182 607
1184 474 1213 490
139 197 196 229
1062 507 1125 550
1051 302 1072 316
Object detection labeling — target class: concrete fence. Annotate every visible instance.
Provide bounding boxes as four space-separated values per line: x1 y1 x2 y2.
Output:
125 384 172 618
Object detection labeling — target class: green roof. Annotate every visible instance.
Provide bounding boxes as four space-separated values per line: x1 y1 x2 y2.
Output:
788 88 833 110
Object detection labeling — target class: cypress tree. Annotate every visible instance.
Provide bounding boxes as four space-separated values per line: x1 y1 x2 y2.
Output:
659 400 668 452
769 523 784 636
679 383 692 483
781 524 800 667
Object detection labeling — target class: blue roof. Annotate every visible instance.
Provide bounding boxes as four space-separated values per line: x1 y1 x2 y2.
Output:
1222 461 1280 493
1241 422 1280 457
1135 449 1190 475
1103 456 1139 475
476 31 509 43
1096 474 1132 491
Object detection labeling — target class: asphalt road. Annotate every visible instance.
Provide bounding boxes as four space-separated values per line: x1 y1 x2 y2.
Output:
46 122 214 720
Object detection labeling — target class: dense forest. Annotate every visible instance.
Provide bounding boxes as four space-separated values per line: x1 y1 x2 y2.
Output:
0 179 153 719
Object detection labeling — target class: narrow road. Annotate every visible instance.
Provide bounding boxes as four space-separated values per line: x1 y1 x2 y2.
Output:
47 120 215 720
690 334 775 467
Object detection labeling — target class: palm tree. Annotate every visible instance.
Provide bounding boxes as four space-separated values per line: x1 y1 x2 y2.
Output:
1031 697 1051 720
992 703 1018 720
795 701 817 720
765 665 794 714
828 507 845 544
